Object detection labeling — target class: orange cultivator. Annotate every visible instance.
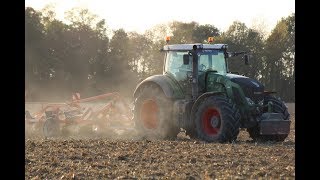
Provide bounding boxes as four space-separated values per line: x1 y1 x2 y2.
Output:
25 92 133 137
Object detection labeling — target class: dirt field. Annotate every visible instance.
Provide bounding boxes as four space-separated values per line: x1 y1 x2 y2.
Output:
25 103 295 179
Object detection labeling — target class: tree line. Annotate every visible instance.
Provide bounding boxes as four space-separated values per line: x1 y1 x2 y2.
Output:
25 7 295 102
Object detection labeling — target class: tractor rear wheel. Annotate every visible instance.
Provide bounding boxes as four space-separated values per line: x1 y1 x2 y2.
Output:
247 95 290 142
194 95 240 143
133 84 179 139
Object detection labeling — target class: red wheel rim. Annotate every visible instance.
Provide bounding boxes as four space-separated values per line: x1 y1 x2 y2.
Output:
140 99 158 129
202 107 221 136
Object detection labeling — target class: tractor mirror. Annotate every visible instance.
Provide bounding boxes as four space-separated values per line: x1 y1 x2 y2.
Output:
244 54 249 65
183 54 190 65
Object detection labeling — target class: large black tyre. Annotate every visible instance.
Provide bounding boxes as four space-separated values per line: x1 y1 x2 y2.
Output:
43 117 61 138
133 84 180 139
194 95 240 143
247 95 290 142
186 128 197 139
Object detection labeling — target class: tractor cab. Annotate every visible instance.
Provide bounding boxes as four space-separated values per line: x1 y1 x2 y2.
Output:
163 43 229 96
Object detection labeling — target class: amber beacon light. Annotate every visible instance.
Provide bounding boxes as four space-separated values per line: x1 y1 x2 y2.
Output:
165 36 170 44
208 37 214 43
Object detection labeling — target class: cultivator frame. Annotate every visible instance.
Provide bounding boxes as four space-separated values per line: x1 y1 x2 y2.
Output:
25 92 133 137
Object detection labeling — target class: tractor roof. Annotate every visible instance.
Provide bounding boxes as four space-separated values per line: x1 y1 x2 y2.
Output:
163 43 228 51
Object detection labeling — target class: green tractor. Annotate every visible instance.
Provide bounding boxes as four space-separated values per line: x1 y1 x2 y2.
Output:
132 40 290 143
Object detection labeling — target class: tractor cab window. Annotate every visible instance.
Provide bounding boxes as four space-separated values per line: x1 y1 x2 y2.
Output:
165 51 192 81
165 50 227 81
198 50 227 75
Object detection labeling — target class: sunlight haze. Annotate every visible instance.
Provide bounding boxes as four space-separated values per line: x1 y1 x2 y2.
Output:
25 0 295 34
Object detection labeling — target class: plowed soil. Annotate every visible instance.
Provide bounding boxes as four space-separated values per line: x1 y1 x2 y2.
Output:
25 104 295 179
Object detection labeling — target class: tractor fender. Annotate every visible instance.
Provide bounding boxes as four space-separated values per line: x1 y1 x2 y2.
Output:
133 75 184 99
190 91 225 121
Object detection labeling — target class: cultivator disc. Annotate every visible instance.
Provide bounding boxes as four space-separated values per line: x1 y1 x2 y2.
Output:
25 92 134 138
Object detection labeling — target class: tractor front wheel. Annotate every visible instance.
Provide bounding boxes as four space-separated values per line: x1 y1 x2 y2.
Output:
194 95 240 143
247 95 290 142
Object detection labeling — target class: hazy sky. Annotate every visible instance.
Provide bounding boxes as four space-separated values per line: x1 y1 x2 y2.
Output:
25 0 295 34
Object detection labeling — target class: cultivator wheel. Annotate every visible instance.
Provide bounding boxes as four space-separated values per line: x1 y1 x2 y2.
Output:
43 117 61 138
194 95 240 143
133 84 180 140
247 95 290 142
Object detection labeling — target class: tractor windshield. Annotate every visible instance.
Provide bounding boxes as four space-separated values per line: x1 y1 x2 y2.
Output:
164 50 227 81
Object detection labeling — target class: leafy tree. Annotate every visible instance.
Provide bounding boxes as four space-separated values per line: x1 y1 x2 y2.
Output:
169 21 198 43
192 24 220 43
217 21 265 80
25 7 46 100
108 29 131 85
263 13 295 101
25 6 294 102
143 23 171 77
145 23 171 42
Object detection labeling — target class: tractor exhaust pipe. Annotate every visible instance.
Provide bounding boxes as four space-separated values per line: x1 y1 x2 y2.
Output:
191 45 198 100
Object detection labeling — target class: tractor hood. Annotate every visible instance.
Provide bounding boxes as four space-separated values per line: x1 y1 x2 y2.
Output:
226 73 264 103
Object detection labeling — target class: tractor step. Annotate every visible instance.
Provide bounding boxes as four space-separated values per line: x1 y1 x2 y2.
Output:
259 113 291 135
